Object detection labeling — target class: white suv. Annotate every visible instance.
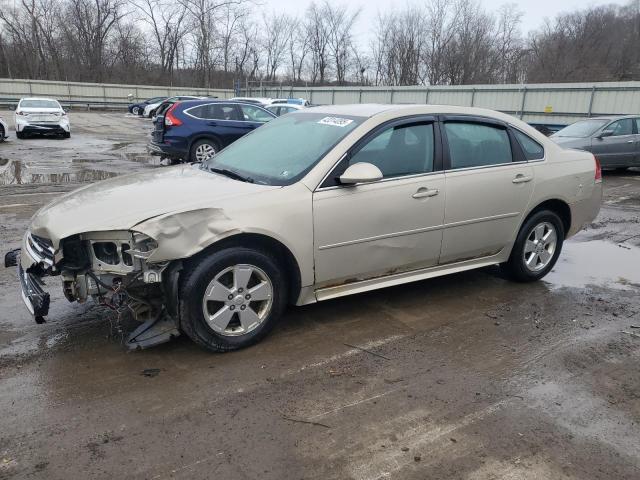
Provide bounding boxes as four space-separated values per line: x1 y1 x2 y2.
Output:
15 97 70 139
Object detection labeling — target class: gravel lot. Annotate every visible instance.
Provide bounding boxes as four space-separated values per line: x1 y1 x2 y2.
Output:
0 111 639 480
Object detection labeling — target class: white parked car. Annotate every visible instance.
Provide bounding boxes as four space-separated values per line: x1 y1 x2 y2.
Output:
0 116 8 141
143 96 201 118
14 98 70 139
229 97 273 107
265 103 306 116
9 104 602 352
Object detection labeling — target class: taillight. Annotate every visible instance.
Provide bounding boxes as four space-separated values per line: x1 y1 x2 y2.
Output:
164 102 182 127
594 156 602 183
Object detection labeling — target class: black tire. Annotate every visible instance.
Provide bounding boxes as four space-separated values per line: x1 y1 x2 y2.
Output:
148 109 156 118
189 138 219 163
132 106 140 115
502 209 565 282
0 125 5 142
63 131 70 139
16 131 25 139
179 247 287 352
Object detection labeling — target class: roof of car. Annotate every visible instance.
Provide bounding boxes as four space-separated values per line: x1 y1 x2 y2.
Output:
176 98 270 107
305 103 532 121
585 115 636 121
19 97 59 101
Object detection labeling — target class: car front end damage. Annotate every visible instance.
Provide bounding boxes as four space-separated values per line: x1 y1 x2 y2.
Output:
6 229 181 349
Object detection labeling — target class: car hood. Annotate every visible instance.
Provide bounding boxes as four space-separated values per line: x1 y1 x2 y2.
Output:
550 136 592 149
18 108 63 114
29 165 278 246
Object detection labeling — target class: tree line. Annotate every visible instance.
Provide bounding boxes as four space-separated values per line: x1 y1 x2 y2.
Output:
0 0 638 89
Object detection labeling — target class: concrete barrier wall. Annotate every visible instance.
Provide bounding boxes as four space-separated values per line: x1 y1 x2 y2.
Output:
1 78 639 124
251 82 640 125
0 78 234 108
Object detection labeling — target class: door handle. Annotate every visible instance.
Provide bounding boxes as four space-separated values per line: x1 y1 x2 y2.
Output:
207 121 217 126
512 174 533 184
412 187 439 199
627 140 634 143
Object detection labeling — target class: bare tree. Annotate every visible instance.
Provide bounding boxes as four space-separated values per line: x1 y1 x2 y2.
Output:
132 0 187 81
262 12 293 81
305 1 331 83
63 0 126 81
324 1 361 85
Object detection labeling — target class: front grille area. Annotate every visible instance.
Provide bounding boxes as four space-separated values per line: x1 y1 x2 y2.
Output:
26 233 55 267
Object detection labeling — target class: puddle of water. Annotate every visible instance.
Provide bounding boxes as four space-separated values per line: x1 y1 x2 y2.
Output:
545 239 640 290
0 158 118 185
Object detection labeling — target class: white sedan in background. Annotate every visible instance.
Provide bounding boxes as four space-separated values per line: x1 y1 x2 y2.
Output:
14 98 70 139
143 96 201 118
265 103 306 116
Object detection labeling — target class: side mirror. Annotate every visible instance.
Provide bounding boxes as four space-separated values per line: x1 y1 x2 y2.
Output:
598 130 614 139
339 162 383 185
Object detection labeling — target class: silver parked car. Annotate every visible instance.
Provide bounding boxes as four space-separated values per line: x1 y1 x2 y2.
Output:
551 115 640 169
9 105 602 352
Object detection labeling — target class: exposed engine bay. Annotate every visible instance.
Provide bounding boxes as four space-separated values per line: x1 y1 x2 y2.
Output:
11 230 181 348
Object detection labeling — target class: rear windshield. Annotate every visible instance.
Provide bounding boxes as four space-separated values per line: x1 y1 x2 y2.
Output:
553 119 608 138
20 99 60 109
202 112 365 186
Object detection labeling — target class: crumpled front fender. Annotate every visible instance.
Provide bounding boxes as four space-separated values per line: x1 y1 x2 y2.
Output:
133 207 239 263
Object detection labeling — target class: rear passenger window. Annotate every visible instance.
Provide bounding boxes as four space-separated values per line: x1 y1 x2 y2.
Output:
514 130 544 160
445 122 512 169
186 105 207 119
348 122 435 178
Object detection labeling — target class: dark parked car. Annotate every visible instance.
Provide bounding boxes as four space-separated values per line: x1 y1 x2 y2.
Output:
128 97 166 116
148 99 276 162
551 115 640 169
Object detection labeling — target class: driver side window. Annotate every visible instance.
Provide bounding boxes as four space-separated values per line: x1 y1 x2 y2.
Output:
239 104 273 123
606 119 634 136
347 122 435 178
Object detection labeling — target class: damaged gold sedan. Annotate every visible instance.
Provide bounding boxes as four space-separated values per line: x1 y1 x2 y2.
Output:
6 104 602 351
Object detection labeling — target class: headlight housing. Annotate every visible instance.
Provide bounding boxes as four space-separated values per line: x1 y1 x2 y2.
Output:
130 232 158 260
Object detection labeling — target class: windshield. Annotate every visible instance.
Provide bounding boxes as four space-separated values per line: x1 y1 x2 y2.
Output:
20 99 60 109
202 112 365 185
553 119 608 138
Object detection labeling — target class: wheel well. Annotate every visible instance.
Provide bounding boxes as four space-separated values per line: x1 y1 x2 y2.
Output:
189 135 221 152
525 199 571 237
189 233 302 305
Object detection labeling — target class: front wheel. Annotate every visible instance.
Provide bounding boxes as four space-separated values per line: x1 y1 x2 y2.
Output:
179 247 287 352
16 131 25 139
502 210 565 282
132 106 140 115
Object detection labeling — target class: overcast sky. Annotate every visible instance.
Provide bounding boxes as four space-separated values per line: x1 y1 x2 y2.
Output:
264 0 631 46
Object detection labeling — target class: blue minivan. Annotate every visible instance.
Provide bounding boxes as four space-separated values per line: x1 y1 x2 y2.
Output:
148 99 276 162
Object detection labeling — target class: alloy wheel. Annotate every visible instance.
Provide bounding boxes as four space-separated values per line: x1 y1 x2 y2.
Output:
201 264 274 337
523 221 557 272
195 143 216 162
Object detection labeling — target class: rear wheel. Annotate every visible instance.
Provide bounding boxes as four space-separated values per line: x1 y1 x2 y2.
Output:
62 131 70 139
132 106 140 115
16 131 25 139
502 210 564 282
179 247 287 352
190 138 219 163
0 125 5 142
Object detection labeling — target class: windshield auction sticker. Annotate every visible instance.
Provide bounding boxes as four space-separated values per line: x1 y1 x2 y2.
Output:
318 116 354 127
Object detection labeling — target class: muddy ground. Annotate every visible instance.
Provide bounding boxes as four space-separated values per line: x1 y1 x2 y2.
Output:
0 111 639 479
